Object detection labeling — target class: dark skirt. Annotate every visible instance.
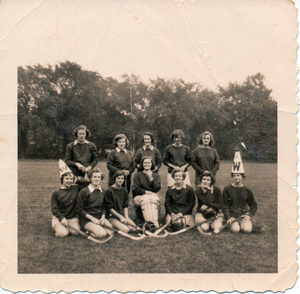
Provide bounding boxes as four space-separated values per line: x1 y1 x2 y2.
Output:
79 212 103 230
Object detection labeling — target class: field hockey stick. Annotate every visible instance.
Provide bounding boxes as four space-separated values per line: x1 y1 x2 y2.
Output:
167 216 217 236
153 219 172 235
212 215 245 235
101 224 146 241
67 224 113 244
144 229 168 238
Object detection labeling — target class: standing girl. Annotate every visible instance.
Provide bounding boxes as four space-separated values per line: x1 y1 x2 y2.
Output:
163 129 192 187
107 134 135 192
134 132 163 172
191 131 220 186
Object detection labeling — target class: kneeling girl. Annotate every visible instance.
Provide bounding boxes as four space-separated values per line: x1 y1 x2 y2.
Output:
105 170 136 233
165 170 195 228
194 171 223 233
76 168 113 238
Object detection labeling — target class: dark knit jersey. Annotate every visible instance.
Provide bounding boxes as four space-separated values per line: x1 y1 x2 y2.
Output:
165 185 195 215
132 171 161 198
107 149 135 186
222 184 258 220
65 141 98 177
191 147 220 184
51 185 79 221
195 185 222 213
134 147 163 171
104 186 129 219
76 186 106 217
163 144 192 173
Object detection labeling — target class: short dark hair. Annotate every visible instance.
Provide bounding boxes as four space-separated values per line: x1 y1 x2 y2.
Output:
142 132 155 144
231 172 246 179
60 172 74 184
73 125 91 138
112 170 125 181
198 131 215 146
199 171 215 186
140 156 155 171
171 129 185 140
171 170 186 180
87 168 105 180
113 134 129 147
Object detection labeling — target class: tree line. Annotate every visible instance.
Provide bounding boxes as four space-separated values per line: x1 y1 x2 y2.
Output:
18 61 277 162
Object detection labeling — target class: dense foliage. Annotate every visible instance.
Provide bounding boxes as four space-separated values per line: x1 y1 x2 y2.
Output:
18 61 277 161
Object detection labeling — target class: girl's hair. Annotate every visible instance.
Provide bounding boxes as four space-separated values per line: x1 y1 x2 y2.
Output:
87 168 105 180
73 125 91 138
112 170 125 181
199 171 215 186
140 156 155 171
198 131 215 146
171 170 186 180
231 172 246 179
113 134 129 147
60 172 74 184
141 132 156 144
171 129 185 140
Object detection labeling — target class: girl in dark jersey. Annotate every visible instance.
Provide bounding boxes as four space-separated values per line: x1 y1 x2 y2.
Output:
76 168 113 238
51 161 81 237
194 172 223 233
163 129 192 187
106 134 135 192
105 170 136 233
223 172 257 233
191 131 220 186
164 170 195 227
132 156 161 227
134 132 162 172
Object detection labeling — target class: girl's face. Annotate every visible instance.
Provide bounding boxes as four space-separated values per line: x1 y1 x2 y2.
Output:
232 173 243 183
63 173 74 188
115 175 125 186
77 130 86 143
91 172 102 186
117 138 126 149
143 135 152 146
143 158 152 171
201 176 212 187
174 135 181 145
174 172 184 184
202 135 211 146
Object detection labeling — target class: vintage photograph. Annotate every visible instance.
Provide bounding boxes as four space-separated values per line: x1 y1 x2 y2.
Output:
0 0 298 292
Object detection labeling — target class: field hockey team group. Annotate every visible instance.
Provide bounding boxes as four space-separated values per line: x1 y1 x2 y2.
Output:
51 125 258 240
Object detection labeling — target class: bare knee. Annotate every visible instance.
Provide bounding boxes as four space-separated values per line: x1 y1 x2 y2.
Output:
241 221 252 234
200 223 210 232
55 227 69 238
230 222 240 233
211 219 223 230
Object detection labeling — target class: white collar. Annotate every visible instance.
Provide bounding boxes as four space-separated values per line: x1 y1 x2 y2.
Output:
88 184 103 193
143 145 154 151
74 139 89 145
171 183 187 190
116 147 127 153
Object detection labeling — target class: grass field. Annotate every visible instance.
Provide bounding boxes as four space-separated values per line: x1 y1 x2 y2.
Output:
18 161 277 273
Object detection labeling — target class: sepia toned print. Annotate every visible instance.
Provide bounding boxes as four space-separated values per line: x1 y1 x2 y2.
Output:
0 0 298 293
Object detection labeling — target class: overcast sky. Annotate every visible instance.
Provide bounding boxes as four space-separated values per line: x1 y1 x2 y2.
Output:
0 0 298 103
